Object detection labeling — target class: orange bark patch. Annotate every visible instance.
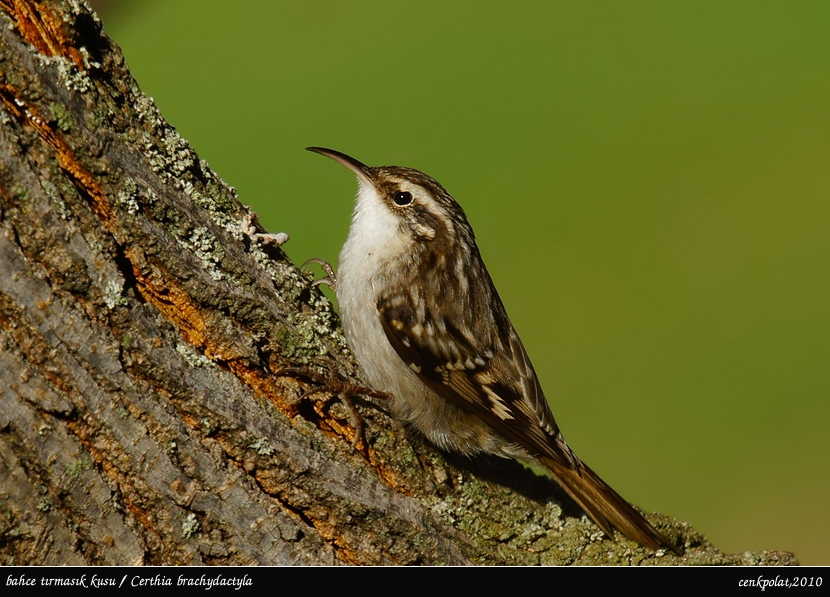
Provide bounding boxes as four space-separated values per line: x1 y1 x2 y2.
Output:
0 0 85 68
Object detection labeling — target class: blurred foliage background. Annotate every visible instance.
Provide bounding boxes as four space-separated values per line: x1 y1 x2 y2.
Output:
95 1 829 564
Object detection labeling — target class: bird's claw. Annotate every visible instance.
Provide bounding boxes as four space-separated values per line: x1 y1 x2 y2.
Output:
302 258 337 291
278 358 389 449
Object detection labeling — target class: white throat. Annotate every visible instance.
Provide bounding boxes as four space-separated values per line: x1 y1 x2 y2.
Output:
339 180 409 277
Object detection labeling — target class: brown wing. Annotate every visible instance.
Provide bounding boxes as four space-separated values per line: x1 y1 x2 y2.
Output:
378 292 681 553
377 291 578 469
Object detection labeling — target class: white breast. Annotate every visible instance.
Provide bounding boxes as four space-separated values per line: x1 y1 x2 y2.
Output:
336 180 407 386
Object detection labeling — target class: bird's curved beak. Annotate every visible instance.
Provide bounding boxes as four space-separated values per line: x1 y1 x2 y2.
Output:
306 147 375 188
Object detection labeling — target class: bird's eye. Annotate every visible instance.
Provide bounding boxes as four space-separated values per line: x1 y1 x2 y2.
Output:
393 191 413 206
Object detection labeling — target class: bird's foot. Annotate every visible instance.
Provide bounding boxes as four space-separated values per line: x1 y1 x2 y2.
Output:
302 258 337 291
278 357 389 448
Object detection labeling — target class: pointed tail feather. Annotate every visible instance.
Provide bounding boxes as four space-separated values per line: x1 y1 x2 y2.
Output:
539 456 682 554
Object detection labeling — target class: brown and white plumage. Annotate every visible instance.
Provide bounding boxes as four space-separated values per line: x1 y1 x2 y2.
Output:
309 147 679 554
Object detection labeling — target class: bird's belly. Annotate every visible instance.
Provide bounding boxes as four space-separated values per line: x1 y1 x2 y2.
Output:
337 269 524 458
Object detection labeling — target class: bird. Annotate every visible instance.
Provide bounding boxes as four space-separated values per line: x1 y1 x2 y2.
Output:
306 146 680 554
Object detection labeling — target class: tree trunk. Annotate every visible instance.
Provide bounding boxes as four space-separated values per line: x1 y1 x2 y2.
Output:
0 0 795 566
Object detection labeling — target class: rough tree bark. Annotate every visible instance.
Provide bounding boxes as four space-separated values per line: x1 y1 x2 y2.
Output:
0 0 796 566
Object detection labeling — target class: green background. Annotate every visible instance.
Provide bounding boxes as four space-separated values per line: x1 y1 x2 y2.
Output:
98 1 829 564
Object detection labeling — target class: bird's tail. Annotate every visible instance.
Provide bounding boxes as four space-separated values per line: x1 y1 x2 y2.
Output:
539 456 681 554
